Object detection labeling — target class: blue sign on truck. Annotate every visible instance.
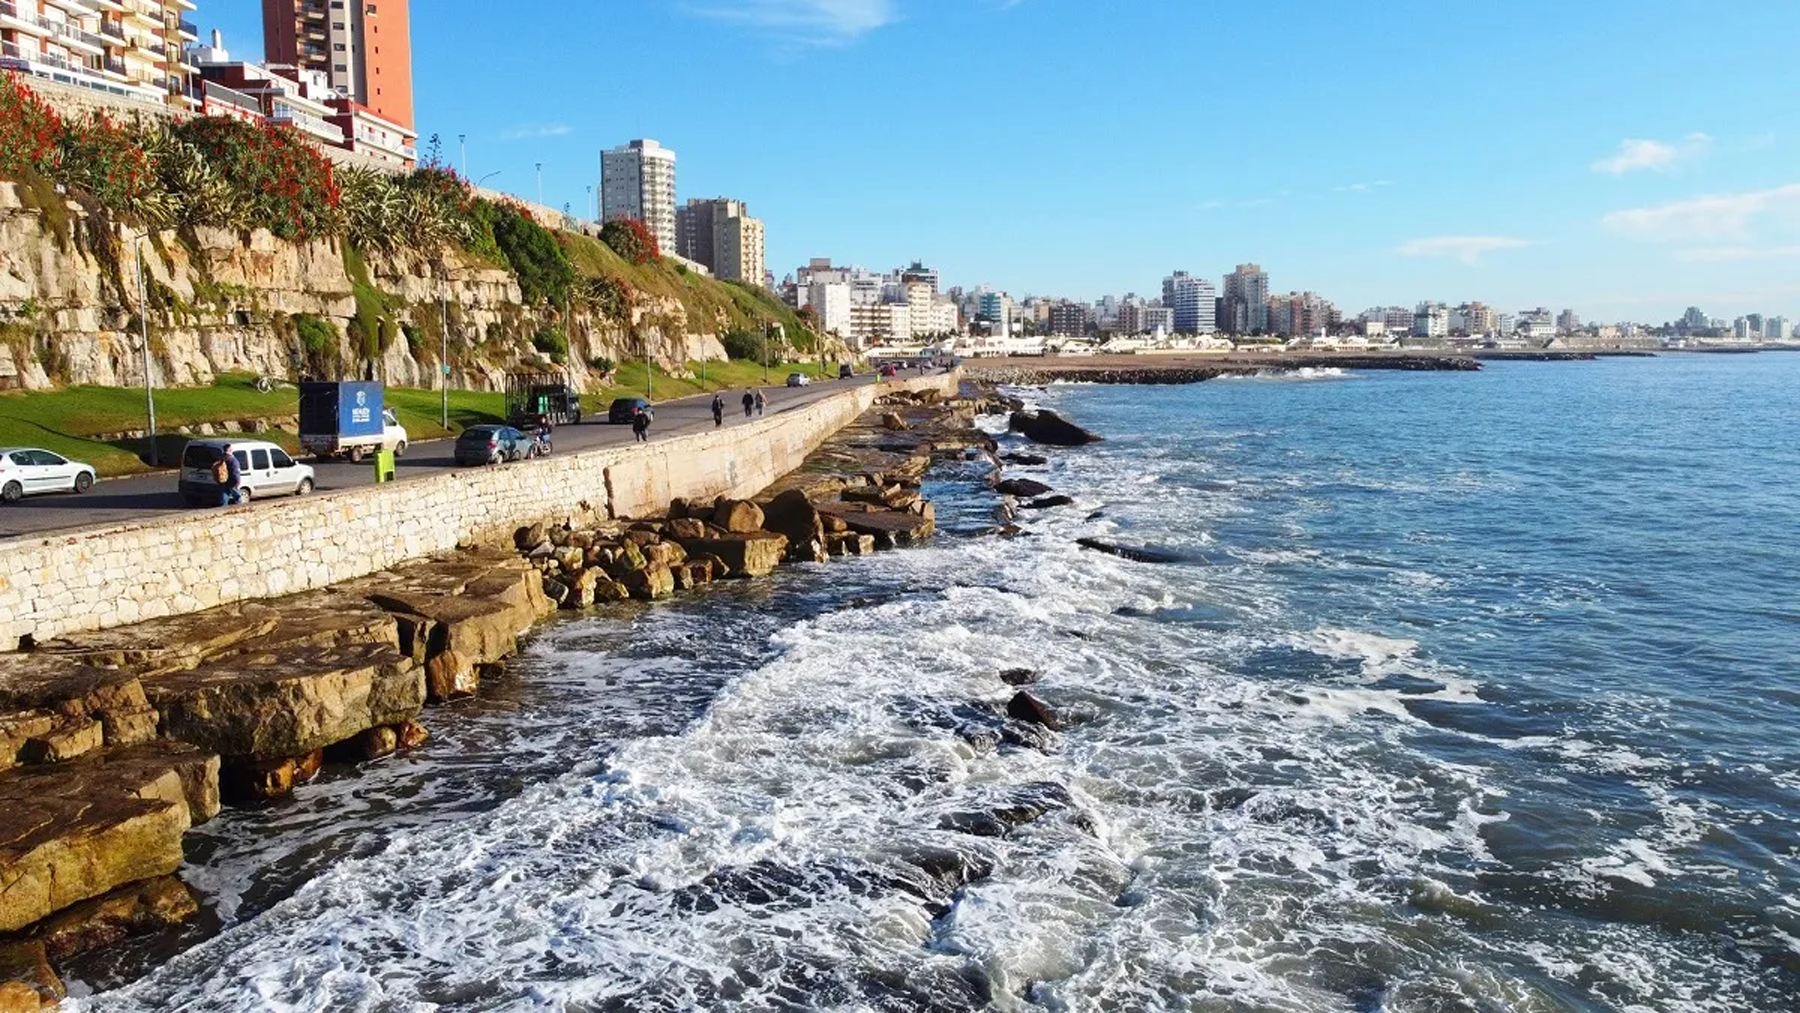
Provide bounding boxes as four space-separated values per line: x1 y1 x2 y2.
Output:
299 381 385 439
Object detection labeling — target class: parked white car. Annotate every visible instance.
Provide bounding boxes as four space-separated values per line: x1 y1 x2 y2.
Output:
178 439 315 506
0 447 97 503
785 372 811 387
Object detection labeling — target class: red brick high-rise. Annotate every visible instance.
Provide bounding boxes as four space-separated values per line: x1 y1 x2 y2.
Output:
262 0 413 130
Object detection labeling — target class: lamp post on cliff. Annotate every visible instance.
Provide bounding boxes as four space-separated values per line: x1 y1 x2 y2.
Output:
126 232 159 465
476 170 501 193
535 162 543 207
439 295 449 430
458 133 466 178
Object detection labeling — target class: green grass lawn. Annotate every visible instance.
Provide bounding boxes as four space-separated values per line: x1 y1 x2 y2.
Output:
0 360 851 477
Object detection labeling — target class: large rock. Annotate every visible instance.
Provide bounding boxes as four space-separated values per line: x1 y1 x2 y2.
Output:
0 655 159 764
818 503 935 550
995 478 1053 498
144 643 423 762
760 489 827 563
32 874 197 962
620 563 676 600
0 939 61 1009
666 517 708 541
673 533 789 578
1008 409 1102 446
714 499 766 534
0 751 195 933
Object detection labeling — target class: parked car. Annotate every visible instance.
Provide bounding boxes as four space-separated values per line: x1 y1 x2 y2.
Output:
454 425 531 466
607 397 653 424
178 439 314 506
880 363 899 377
838 364 854 379
0 447 97 503
786 373 811 387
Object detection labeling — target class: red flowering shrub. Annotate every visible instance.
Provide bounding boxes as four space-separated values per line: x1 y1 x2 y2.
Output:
0 71 64 176
173 117 341 239
600 217 659 265
58 112 158 219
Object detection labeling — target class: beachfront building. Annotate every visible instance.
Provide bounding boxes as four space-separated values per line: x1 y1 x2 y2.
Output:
1048 301 1090 337
1164 273 1218 333
262 0 412 130
193 36 415 166
0 0 199 108
602 139 678 255
1221 264 1270 334
677 198 766 286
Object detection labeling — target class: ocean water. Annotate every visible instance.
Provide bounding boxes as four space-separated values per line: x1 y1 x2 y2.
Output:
76 354 1800 1011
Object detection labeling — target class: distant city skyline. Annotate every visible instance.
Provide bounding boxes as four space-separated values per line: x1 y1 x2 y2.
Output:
195 1 1800 321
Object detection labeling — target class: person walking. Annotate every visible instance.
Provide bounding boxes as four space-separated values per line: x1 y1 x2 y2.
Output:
631 407 651 442
217 444 243 507
742 390 755 418
754 388 766 417
711 393 726 428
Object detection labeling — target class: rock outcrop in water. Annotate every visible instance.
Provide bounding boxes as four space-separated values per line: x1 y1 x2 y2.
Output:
1009 409 1104 446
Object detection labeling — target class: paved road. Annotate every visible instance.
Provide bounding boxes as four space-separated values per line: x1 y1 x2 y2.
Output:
0 375 892 540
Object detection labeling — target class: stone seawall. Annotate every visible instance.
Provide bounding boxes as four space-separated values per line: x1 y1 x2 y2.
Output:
0 373 960 650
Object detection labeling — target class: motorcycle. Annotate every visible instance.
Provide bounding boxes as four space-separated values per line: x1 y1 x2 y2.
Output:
527 428 553 458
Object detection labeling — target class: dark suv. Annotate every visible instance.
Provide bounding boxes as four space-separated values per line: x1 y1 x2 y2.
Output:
608 397 652 424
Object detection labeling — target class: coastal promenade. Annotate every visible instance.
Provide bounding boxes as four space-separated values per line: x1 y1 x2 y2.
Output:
0 371 960 652
0 376 885 541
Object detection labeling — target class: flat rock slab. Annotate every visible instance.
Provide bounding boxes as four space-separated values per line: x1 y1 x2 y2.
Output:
0 656 157 768
34 605 283 678
817 503 936 548
674 534 789 578
144 643 422 762
0 747 199 934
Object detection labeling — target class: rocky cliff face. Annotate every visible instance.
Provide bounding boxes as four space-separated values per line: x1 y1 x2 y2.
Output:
0 182 736 392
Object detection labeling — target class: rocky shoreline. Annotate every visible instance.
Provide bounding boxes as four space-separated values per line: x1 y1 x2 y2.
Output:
0 385 1016 1008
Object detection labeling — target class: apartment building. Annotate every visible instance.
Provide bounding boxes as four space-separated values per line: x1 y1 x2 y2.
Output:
262 0 413 130
0 0 199 108
1164 272 1218 334
676 198 766 286
1221 263 1270 334
601 139 677 255
194 35 414 167
1048 301 1090 337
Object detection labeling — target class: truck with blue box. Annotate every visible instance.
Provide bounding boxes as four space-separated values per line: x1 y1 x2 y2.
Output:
297 381 409 462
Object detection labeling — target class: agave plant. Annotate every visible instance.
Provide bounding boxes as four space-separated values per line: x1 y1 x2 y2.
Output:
337 166 405 251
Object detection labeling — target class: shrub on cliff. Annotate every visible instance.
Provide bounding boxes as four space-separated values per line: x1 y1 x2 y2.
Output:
600 218 659 265
0 71 63 178
172 117 341 240
532 326 569 364
480 201 573 306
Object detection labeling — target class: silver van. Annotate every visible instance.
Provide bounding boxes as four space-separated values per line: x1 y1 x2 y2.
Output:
179 439 315 506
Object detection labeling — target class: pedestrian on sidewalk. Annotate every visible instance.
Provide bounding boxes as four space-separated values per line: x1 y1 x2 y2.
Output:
631 407 651 443
215 445 243 507
742 390 755 418
754 388 766 416
711 393 725 428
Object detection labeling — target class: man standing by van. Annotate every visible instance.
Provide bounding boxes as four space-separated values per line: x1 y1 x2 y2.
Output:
217 444 243 506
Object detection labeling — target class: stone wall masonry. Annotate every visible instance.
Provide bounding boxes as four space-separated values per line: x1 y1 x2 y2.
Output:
0 373 960 650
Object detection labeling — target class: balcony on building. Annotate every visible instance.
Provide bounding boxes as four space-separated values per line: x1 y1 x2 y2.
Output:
0 1 48 35
176 17 194 39
38 14 106 55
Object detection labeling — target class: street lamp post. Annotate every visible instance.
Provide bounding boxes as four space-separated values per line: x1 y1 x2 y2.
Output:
132 235 158 465
761 325 770 384
458 133 466 178
439 296 449 430
535 162 543 207
476 170 501 191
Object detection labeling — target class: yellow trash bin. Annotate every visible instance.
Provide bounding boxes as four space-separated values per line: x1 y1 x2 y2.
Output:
373 448 397 483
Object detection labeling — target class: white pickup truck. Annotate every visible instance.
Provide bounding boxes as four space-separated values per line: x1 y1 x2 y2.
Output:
299 406 407 462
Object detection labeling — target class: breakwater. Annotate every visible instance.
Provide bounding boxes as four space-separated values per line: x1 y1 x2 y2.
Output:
964 354 1481 386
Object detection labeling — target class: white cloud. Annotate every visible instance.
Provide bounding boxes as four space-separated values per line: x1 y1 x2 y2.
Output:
1602 183 1800 242
501 124 572 140
1333 180 1394 193
1591 133 1711 174
1677 245 1800 262
1395 235 1531 265
688 0 896 46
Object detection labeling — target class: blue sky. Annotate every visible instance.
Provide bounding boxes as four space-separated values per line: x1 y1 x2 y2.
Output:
205 1 1800 321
